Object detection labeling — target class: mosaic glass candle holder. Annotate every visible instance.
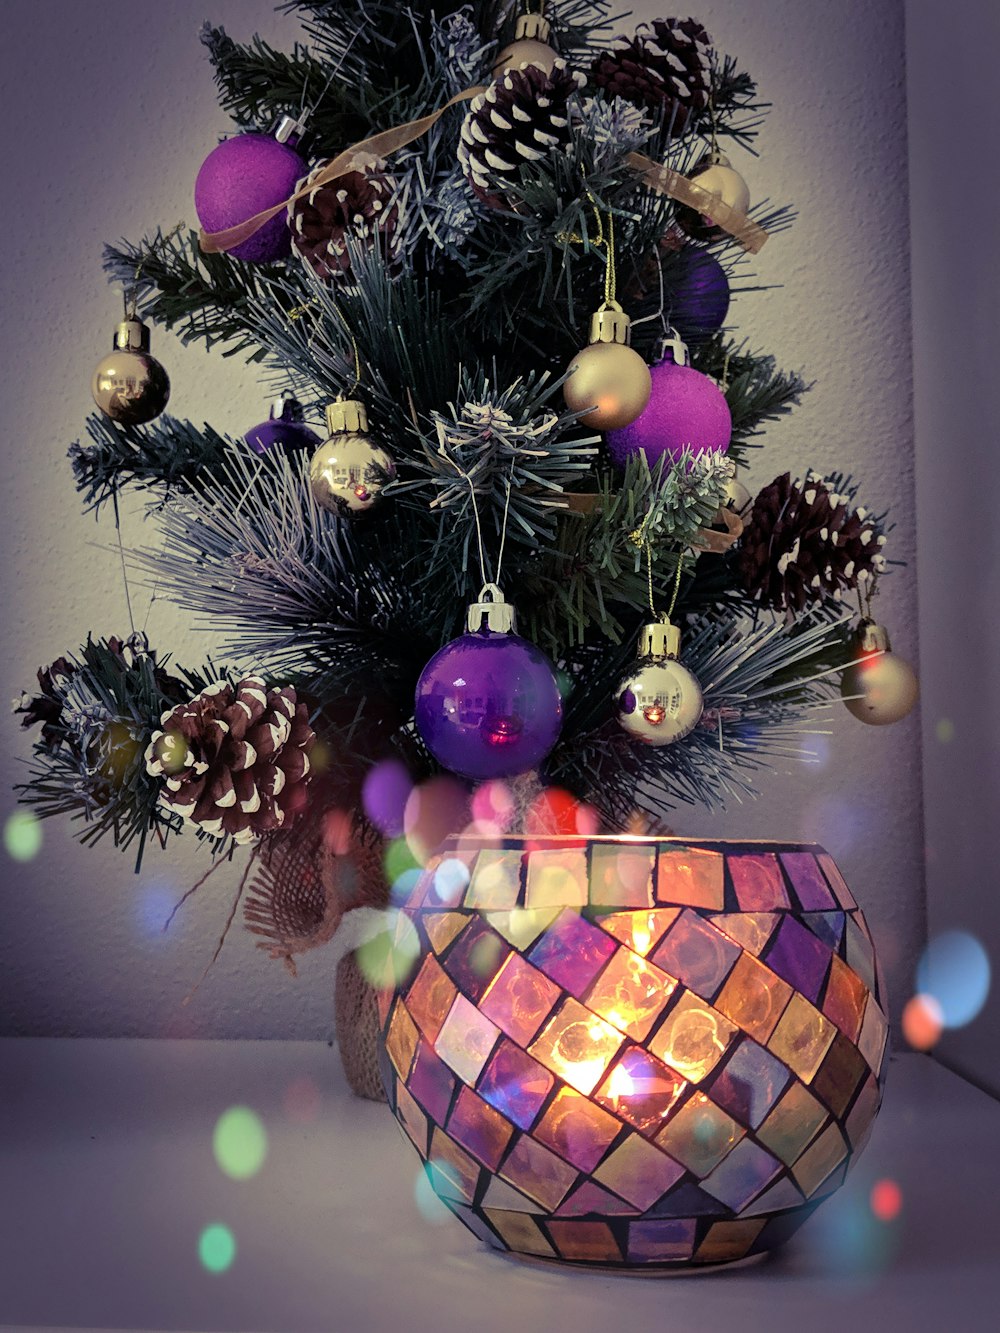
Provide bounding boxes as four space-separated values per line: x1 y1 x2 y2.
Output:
377 837 888 1271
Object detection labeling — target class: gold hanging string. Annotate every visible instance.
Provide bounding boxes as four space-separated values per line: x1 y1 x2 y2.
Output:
665 549 685 620
111 493 137 639
438 446 518 590
288 297 363 398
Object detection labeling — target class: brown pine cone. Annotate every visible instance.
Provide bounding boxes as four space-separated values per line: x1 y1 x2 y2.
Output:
145 677 316 845
738 471 888 614
288 152 400 282
592 17 713 131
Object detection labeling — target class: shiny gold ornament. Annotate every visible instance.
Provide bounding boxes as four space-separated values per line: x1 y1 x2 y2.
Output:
615 620 704 746
678 151 751 242
309 400 396 518
841 621 919 726
91 318 170 426
494 12 559 76
564 302 652 431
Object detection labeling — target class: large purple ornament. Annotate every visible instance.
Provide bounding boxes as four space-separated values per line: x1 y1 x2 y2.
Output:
415 588 563 781
195 118 307 264
669 246 730 344
244 396 320 456
606 346 732 469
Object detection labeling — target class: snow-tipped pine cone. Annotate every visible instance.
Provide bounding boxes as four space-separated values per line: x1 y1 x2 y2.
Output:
459 61 585 206
145 677 316 845
592 18 713 131
288 152 400 282
738 471 888 613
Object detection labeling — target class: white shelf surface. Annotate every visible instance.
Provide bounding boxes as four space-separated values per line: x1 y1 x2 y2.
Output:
0 1042 996 1333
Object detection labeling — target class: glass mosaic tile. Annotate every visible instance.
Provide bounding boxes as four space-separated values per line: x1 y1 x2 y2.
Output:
547 1219 622 1262
626 1218 696 1263
756 1080 828 1165
426 853 476 908
529 997 624 1095
594 1046 687 1136
428 1125 481 1203
651 910 741 1000
767 992 837 1083
592 1134 685 1210
845 1074 880 1149
555 1180 639 1217
816 851 857 908
791 1122 848 1198
857 996 889 1074
647 992 737 1082
764 916 832 1003
465 848 524 910
812 1032 868 1117
485 907 560 950
715 952 793 1043
739 1174 806 1217
699 1136 782 1212
485 1208 558 1257
594 908 679 955
589 843 655 908
845 915 877 993
645 1180 728 1218
441 918 509 1001
385 998 420 1080
803 910 846 952
423 911 468 955
452 1204 504 1250
482 1175 544 1214
408 1039 457 1125
535 1086 623 1172
393 1080 429 1156
376 983 393 1027
729 853 791 911
695 1218 766 1263
709 1039 791 1129
477 1039 554 1131
447 1085 515 1170
710 912 780 957
499 1133 579 1211
528 909 618 997
479 952 562 1046
525 848 589 909
585 947 676 1040
656 846 725 910
405 954 459 1043
655 1091 744 1177
435 994 501 1085
779 852 836 910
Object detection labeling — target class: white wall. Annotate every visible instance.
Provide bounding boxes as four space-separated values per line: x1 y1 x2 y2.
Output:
0 0 922 1038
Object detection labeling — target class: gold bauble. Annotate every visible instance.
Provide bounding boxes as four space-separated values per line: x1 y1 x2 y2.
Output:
564 342 652 431
615 621 704 746
841 622 919 726
494 14 559 76
678 153 752 242
309 400 396 518
91 319 170 426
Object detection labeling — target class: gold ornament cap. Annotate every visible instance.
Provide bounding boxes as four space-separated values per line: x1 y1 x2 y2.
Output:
514 12 552 42
590 300 632 346
113 318 151 353
325 399 369 435
855 619 892 654
467 583 517 634
639 619 682 660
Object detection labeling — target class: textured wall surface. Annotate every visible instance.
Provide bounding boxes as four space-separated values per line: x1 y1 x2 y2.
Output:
0 0 923 1039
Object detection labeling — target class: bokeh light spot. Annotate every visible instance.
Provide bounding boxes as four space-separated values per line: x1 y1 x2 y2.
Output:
430 857 470 907
935 718 955 744
404 777 470 865
213 1106 268 1180
916 930 991 1028
415 1165 453 1224
870 1178 903 1222
357 909 420 989
901 992 943 1050
471 780 515 834
385 836 421 886
524 788 600 839
390 866 423 906
363 760 413 838
4 811 43 862
199 1223 236 1273
283 1076 322 1124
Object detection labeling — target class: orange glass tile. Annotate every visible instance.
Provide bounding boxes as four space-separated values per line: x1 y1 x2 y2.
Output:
655 1091 744 1177
479 951 562 1046
812 1033 867 1117
768 992 837 1083
405 953 459 1043
446 1085 515 1170
592 1133 685 1210
585 947 676 1040
525 848 589 908
434 994 501 1085
484 1208 557 1258
651 910 741 1000
424 911 468 955
499 1133 579 1211
385 999 420 1080
427 1125 481 1204
657 846 725 910
393 1080 429 1157
595 1047 687 1136
715 952 793 1043
465 848 523 909
756 1080 828 1165
534 1086 622 1172
589 843 655 908
710 912 779 957
546 1219 622 1263
529 997 624 1095
694 1219 766 1264
648 992 737 1083
728 852 791 911
485 907 560 950
791 1122 848 1198
594 908 679 955
822 953 869 1042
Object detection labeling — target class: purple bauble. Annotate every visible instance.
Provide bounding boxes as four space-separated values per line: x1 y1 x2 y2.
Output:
605 354 732 469
415 630 563 781
670 247 730 344
195 133 306 264
244 397 320 456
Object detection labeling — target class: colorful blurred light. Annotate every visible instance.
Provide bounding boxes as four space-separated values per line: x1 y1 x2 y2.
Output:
870 1178 903 1222
414 1165 452 1224
362 760 413 838
199 1223 236 1273
935 718 955 744
901 992 944 1051
357 909 420 988
524 788 600 839
3 811 43 862
916 930 991 1028
471 780 515 835
404 776 470 864
213 1106 268 1180
283 1075 322 1124
430 857 470 907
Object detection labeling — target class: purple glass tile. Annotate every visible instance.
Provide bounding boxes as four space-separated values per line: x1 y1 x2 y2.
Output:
802 911 846 952
651 910 742 1000
710 1039 791 1128
780 852 837 910
407 1039 456 1126
446 1085 515 1170
477 1039 554 1131
816 852 857 908
528 908 618 997
626 1217 697 1263
452 1204 505 1250
728 854 790 911
440 918 510 1001
556 1180 640 1217
700 1137 783 1212
645 1180 729 1218
764 916 832 1003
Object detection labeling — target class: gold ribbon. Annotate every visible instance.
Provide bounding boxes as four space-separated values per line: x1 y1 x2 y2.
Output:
199 86 487 255
691 506 745 553
625 151 769 254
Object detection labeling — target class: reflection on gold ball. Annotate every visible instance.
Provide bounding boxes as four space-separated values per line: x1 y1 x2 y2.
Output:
309 432 396 518
841 652 919 726
91 351 170 425
678 158 752 242
564 342 652 432
615 659 704 745
494 37 559 76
